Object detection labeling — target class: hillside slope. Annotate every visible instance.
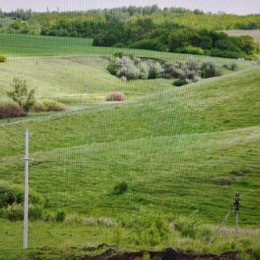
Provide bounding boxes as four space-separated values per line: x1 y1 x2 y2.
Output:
0 67 259 225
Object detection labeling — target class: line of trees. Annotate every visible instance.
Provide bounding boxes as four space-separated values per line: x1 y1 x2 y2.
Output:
93 19 258 59
1 6 260 36
0 7 259 58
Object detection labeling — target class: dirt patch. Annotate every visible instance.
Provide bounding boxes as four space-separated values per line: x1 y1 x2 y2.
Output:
28 244 238 260
105 248 237 260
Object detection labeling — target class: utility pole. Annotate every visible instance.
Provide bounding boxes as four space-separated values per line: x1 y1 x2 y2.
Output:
23 128 30 249
233 193 240 235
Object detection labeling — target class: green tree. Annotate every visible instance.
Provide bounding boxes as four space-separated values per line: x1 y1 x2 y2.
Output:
7 78 35 112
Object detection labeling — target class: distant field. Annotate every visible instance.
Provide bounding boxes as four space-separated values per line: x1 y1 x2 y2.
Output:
225 30 260 43
0 33 93 56
0 33 253 65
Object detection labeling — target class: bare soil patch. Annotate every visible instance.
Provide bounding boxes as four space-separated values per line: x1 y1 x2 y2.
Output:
28 244 238 260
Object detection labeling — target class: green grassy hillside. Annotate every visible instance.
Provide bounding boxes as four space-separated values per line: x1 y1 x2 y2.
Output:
0 67 259 257
0 33 259 259
0 56 174 105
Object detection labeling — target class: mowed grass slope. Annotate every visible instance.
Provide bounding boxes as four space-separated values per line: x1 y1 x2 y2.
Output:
0 68 259 226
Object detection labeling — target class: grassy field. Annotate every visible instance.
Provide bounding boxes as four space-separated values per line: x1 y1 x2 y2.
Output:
0 33 259 259
0 33 255 109
0 33 255 64
0 56 174 107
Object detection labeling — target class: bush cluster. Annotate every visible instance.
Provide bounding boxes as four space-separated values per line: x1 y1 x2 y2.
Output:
108 54 220 87
2 79 68 119
108 55 163 80
0 103 27 119
93 19 258 59
127 213 169 246
3 203 43 221
32 99 67 112
174 215 212 241
0 181 45 221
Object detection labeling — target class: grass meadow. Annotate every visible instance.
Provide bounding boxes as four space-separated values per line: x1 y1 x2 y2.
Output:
0 33 259 259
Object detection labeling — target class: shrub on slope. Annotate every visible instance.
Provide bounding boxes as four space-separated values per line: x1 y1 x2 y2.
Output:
0 103 27 119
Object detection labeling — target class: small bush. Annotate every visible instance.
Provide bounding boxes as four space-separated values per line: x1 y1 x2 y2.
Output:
162 62 178 79
3 203 24 221
230 63 238 71
56 211 66 222
173 79 189 87
113 182 128 194
176 45 204 55
252 248 260 260
107 60 119 76
129 213 169 246
0 54 7 62
175 216 200 239
7 78 35 112
3 203 43 221
106 92 126 102
32 99 67 112
29 204 43 220
0 103 27 119
200 61 218 78
65 213 82 223
223 63 238 71
0 183 23 208
148 61 163 79
131 38 167 52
